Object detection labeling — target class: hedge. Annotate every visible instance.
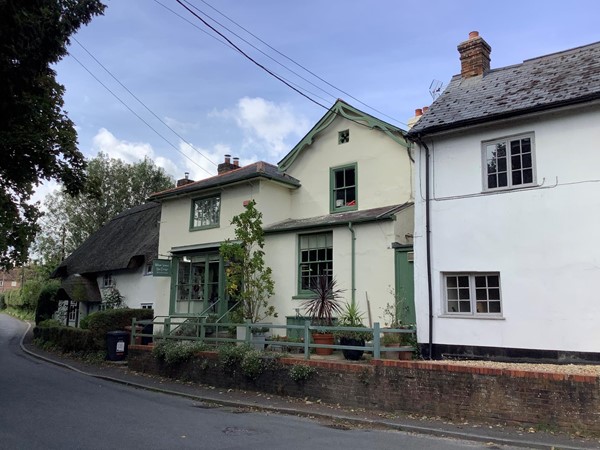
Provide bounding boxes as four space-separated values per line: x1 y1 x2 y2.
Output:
84 308 154 349
34 323 92 353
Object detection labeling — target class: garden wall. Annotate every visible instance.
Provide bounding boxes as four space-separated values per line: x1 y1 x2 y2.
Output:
128 346 600 435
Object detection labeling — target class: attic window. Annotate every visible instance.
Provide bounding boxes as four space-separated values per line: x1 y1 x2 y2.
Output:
103 273 113 288
330 163 357 212
338 129 350 144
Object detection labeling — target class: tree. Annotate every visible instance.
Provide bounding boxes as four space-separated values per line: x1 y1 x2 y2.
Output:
0 0 106 269
220 200 276 323
35 153 173 266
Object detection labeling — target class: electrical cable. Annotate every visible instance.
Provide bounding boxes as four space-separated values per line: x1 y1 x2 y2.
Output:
73 37 217 168
193 0 407 127
69 54 213 176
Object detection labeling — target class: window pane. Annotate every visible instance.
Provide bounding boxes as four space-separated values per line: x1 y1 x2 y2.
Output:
475 276 486 288
448 289 458 300
513 171 522 185
459 288 470 299
447 276 457 288
522 153 532 168
511 155 521 170
345 169 355 186
488 175 497 189
510 140 521 155
496 143 506 158
487 160 497 174
498 173 507 187
317 249 325 260
476 288 487 300
489 288 500 300
301 251 309 262
498 157 507 172
459 301 471 312
346 187 356 203
476 301 488 313
458 276 469 287
487 275 499 287
489 301 501 313
335 170 345 188
521 138 531 153
448 301 459 312
523 169 533 184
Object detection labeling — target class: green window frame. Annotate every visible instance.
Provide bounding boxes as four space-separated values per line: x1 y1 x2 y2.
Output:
190 195 221 230
330 163 357 213
298 232 333 295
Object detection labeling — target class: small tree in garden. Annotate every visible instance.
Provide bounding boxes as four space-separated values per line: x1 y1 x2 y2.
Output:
220 200 276 323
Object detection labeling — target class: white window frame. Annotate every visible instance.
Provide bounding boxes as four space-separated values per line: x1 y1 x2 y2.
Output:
442 272 502 317
141 303 153 310
103 273 113 288
482 133 536 191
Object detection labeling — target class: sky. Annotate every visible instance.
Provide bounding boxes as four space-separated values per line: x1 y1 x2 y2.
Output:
36 0 600 201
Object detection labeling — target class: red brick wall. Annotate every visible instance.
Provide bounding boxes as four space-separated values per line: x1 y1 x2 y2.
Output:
129 346 600 434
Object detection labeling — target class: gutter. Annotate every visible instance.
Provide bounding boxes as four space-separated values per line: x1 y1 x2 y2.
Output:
348 222 356 303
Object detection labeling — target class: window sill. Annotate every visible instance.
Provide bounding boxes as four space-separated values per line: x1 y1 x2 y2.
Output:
330 206 358 214
189 224 220 232
437 314 505 320
482 183 538 194
292 294 312 300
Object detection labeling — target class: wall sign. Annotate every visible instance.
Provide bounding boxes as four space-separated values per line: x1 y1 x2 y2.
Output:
152 259 171 277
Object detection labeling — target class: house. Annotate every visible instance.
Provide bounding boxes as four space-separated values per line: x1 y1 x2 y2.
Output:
0 269 21 293
408 32 600 361
51 202 161 326
149 100 415 330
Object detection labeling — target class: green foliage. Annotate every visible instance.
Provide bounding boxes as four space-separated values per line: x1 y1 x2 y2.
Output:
288 364 316 382
34 323 92 353
38 319 62 328
84 308 153 349
3 307 34 321
0 293 5 310
220 200 276 323
335 297 373 341
153 340 207 367
382 286 412 328
302 276 344 328
35 153 173 265
0 0 106 269
240 349 265 379
218 344 252 373
101 286 125 310
34 279 60 324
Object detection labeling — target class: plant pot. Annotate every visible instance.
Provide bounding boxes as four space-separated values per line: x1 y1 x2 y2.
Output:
398 350 412 360
339 337 365 360
382 346 399 360
312 332 334 355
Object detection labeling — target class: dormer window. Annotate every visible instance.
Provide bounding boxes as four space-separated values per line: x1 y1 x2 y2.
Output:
330 163 357 212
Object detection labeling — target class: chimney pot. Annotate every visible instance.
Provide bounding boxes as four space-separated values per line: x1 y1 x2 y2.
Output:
224 154 231 164
415 108 423 116
468 31 479 39
233 157 240 167
184 172 189 179
422 106 429 113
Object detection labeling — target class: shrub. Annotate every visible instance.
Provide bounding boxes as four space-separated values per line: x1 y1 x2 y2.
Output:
85 308 153 350
240 349 265 379
34 280 60 325
218 344 280 379
288 364 316 382
153 340 207 367
34 322 92 353
0 293 5 310
218 344 252 373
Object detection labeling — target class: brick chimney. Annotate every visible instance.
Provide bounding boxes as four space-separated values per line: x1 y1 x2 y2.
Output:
457 31 491 78
176 172 194 187
218 154 237 174
407 108 424 129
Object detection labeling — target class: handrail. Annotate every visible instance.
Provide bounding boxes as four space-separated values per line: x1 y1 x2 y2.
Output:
130 318 417 361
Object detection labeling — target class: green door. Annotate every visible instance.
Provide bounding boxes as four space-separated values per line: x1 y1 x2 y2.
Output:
394 246 415 325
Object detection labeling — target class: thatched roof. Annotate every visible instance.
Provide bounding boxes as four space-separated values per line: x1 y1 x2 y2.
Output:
52 202 160 278
55 274 102 303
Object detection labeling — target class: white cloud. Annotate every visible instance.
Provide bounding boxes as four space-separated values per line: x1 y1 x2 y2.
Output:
92 128 154 163
218 97 309 159
163 116 199 134
31 180 60 210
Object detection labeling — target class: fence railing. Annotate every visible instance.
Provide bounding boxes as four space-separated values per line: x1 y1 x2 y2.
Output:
130 317 416 360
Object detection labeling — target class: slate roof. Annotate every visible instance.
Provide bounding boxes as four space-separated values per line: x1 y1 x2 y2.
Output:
409 41 600 135
52 202 160 278
264 203 413 233
149 161 300 200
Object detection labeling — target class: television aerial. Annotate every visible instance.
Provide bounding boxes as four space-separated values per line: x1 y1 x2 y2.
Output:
429 80 443 100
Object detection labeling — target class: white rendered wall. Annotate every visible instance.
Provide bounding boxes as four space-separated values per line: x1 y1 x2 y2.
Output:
96 266 156 309
414 105 600 353
284 116 413 218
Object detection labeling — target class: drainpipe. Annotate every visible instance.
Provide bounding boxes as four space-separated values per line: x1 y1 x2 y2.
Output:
348 222 356 303
418 136 434 360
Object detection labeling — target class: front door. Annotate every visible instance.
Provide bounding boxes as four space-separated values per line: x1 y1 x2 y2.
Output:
172 253 224 316
394 246 415 325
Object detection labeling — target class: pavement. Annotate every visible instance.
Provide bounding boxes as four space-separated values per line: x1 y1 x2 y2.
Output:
20 322 600 450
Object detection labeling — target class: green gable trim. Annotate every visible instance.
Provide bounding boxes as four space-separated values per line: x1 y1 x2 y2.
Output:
278 100 410 172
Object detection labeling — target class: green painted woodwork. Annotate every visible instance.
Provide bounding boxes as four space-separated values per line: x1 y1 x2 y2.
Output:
330 163 358 213
152 259 171 277
395 246 416 325
189 195 221 231
278 100 410 172
297 232 333 295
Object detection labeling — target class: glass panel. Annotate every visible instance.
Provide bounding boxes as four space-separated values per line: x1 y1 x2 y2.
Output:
326 233 333 246
448 301 459 312
346 168 355 186
300 236 308 249
496 142 506 158
489 301 501 313
317 234 326 248
488 175 497 189
459 288 470 299
487 275 499 287
446 276 457 288
346 187 356 203
489 288 500 300
513 171 522 185
326 248 333 260
487 160 497 174
475 276 486 288
511 155 521 169
522 153 532 169
308 235 317 249
301 251 309 262
510 140 521 155
309 249 317 261
523 169 533 184
521 138 531 153
335 170 344 188
447 289 458 300
458 276 469 287
476 288 487 300
459 301 471 312
498 158 507 172
498 173 507 187
476 301 488 313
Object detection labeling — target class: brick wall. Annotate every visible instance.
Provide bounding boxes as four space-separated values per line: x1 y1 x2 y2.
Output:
129 346 600 435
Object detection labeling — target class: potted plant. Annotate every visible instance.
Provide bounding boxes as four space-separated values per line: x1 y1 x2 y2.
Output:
302 275 343 355
334 298 372 360
381 288 415 360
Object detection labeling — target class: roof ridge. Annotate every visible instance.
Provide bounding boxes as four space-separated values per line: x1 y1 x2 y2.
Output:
524 40 600 63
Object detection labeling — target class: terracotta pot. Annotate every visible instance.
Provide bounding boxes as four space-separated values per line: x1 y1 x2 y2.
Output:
312 332 334 355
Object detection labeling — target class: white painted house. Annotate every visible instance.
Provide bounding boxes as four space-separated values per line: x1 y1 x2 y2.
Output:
150 100 415 330
52 202 160 325
409 33 600 362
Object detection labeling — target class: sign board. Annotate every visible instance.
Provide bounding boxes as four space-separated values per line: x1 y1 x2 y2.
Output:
152 259 171 277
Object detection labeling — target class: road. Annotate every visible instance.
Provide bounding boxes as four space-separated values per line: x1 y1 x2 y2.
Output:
0 314 526 450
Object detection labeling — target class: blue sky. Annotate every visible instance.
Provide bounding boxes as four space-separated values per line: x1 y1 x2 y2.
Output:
39 0 599 199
